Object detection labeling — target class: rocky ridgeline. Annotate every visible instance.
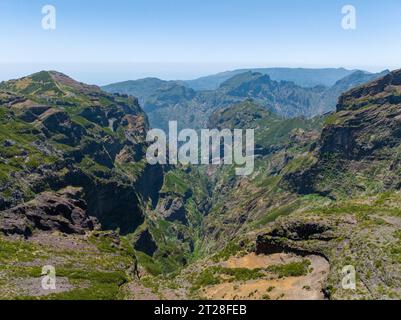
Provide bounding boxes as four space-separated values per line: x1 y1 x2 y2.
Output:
103 70 388 131
285 68 401 197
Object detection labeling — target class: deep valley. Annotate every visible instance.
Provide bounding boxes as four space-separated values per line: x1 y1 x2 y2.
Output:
0 68 400 300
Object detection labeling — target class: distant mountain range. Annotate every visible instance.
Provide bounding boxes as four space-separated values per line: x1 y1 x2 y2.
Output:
183 67 359 90
103 68 389 130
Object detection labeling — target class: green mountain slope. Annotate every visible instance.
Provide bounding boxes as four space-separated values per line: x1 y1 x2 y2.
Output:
102 78 182 107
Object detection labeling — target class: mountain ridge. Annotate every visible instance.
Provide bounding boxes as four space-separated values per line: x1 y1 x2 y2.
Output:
184 67 360 90
103 68 389 131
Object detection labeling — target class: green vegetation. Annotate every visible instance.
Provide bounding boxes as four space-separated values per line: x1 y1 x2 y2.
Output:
252 201 300 228
0 232 135 300
211 241 244 262
191 266 265 291
189 260 313 293
135 252 163 276
0 237 46 264
79 156 110 177
191 268 222 290
0 70 146 298
41 270 127 300
267 260 311 278
161 171 191 196
217 267 265 281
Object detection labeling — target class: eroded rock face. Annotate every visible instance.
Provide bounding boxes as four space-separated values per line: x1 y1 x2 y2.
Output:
84 181 144 235
0 187 99 237
256 218 335 256
157 196 188 225
17 104 52 122
39 109 87 146
134 229 158 257
323 70 401 158
268 220 334 242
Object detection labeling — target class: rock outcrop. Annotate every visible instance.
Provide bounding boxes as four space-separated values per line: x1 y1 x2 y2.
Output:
256 217 336 257
0 187 99 237
157 196 188 225
134 228 158 257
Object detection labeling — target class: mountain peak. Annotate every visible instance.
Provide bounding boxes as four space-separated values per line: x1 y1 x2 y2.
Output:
0 70 101 97
47 70 101 94
219 71 271 90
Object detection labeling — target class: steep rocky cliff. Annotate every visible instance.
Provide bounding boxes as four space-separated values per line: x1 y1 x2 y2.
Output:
0 71 153 234
286 68 401 198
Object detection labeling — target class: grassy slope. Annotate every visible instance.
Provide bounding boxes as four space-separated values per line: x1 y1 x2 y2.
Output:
0 232 136 300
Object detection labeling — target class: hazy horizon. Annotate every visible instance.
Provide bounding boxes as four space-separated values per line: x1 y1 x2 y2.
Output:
0 62 395 86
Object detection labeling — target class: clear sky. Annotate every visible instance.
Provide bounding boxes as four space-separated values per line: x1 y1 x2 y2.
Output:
0 0 401 84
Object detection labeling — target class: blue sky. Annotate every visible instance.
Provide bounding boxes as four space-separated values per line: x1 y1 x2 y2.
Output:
0 0 401 84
